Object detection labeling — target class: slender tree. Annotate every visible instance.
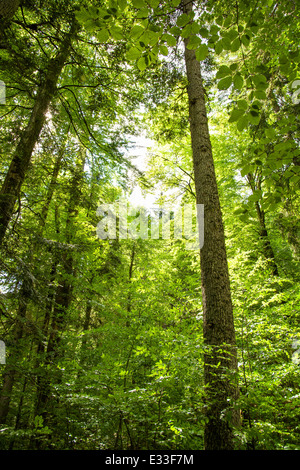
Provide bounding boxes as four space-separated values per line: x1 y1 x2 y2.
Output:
0 141 70 425
33 149 86 435
246 171 279 275
182 0 240 450
0 17 78 245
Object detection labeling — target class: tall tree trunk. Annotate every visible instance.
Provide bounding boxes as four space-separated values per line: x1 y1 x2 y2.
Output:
34 151 86 426
126 243 135 326
39 145 66 230
246 172 279 275
0 19 77 245
0 279 30 423
0 145 67 425
255 201 279 275
182 0 240 450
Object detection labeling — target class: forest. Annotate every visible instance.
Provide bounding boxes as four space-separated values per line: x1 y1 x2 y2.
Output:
0 0 299 453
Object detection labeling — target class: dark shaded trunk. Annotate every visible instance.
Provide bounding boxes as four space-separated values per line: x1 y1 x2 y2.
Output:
0 0 20 19
247 172 279 275
0 280 30 423
34 152 86 425
0 147 66 425
182 0 240 450
126 243 135 326
255 201 279 275
39 147 65 230
0 19 77 245
77 298 93 372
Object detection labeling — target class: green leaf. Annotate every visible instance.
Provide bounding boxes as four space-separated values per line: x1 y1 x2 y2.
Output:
252 73 267 90
110 25 123 40
130 24 145 38
216 65 232 79
274 141 292 152
159 45 168 56
186 35 202 50
162 33 177 47
88 6 100 18
199 27 209 38
195 44 209 61
136 8 149 18
248 21 259 33
139 30 159 47
191 21 200 35
248 110 260 125
117 0 127 10
241 164 252 177
221 36 232 51
107 4 118 16
149 23 161 32
214 40 223 55
254 90 267 100
181 24 193 38
239 213 250 223
75 9 92 23
137 56 147 71
126 46 142 61
233 206 247 215
237 99 248 110
148 30 160 46
133 0 147 8
97 28 110 43
233 73 244 90
169 26 181 36
241 34 250 47
253 73 267 84
229 107 245 122
85 19 99 32
148 0 160 7
177 13 190 27
290 174 300 184
230 37 240 52
223 16 233 28
237 114 249 131
251 100 261 111
210 24 220 35
226 28 239 41
249 189 263 202
265 128 276 139
208 34 219 46
217 76 232 90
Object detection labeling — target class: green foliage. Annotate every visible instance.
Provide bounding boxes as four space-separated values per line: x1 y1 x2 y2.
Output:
0 0 299 452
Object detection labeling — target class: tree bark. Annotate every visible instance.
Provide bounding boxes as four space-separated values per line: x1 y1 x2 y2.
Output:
34 151 86 426
0 143 67 425
0 19 77 245
0 279 30 423
255 202 279 275
0 0 20 19
246 172 279 275
182 0 240 450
